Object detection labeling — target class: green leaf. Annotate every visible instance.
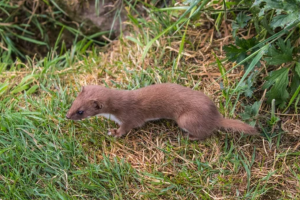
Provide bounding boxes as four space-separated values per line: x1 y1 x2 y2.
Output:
10 74 38 94
26 85 39 95
252 0 300 32
241 101 261 126
127 14 140 28
252 0 283 17
264 39 293 65
235 37 259 50
295 62 300 77
232 13 252 37
19 74 38 85
13 34 48 46
223 44 244 62
244 88 253 97
284 85 300 112
0 81 9 96
223 37 259 69
244 73 257 97
262 67 288 89
10 83 31 94
253 0 300 17
283 63 300 112
212 52 228 86
80 40 93 54
270 13 299 29
290 63 300 94
236 13 252 28
282 0 300 13
183 0 196 5
263 67 290 108
260 16 274 34
125 36 143 47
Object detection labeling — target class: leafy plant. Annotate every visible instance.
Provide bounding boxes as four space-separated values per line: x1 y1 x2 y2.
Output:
224 37 260 70
264 39 294 66
224 0 300 110
241 101 261 126
253 0 300 30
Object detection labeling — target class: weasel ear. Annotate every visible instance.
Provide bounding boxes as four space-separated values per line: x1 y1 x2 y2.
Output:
81 86 85 92
93 101 102 110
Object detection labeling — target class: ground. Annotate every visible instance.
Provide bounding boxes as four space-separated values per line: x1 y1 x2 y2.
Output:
0 15 299 199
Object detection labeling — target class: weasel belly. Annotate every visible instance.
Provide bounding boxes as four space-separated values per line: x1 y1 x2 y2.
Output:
146 118 160 122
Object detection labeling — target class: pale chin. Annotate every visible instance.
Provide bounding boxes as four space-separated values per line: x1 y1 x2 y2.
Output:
86 115 97 119
73 117 86 121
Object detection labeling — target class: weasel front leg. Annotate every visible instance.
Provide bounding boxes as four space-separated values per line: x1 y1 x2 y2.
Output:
108 126 127 137
108 122 140 138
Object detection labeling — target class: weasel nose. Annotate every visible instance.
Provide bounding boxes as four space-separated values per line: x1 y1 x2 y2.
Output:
66 114 70 119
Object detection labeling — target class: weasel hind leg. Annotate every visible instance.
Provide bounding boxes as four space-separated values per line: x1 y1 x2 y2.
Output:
177 114 213 140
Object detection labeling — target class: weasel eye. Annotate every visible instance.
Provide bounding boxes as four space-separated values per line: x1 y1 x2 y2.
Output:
77 110 84 115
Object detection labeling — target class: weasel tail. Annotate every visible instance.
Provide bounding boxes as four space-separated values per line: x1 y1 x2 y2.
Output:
218 118 258 135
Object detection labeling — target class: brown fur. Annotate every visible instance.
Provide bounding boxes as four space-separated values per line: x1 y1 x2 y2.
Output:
66 83 258 140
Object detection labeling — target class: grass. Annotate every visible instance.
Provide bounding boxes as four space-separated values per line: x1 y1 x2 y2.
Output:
1 0 300 199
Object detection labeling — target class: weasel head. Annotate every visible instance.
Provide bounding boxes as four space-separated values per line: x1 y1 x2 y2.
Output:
66 85 109 120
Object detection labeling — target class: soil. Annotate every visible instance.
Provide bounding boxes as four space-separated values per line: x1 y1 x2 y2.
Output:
55 0 128 39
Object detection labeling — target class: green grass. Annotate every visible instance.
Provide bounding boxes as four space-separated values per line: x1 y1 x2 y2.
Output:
1 40 299 199
1 0 300 199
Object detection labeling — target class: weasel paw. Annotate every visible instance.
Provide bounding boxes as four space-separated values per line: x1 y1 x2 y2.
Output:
108 129 118 136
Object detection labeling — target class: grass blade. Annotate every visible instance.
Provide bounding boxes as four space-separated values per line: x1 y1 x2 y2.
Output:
142 0 207 61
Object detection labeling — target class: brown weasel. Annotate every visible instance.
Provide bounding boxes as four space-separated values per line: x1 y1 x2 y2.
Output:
66 83 258 140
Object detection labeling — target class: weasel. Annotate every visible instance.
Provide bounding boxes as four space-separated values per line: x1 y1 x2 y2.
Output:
66 83 258 140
